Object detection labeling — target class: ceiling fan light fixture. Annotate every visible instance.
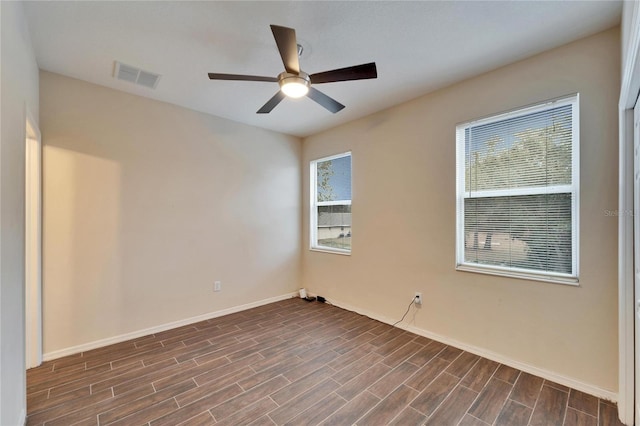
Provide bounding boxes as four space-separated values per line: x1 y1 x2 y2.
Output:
208 25 377 114
279 72 310 98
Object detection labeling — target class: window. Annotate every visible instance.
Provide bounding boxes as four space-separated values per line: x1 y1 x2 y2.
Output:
455 95 579 284
310 152 352 254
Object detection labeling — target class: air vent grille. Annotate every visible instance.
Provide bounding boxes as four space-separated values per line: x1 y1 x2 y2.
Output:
114 61 161 89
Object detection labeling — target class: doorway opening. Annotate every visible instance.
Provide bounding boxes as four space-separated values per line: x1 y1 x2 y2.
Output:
25 110 42 369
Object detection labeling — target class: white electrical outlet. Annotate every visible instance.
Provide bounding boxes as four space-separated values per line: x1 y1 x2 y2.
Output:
214 281 221 292
415 292 422 305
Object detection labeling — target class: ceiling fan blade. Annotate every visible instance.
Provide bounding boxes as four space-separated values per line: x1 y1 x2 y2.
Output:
310 62 377 84
306 87 345 113
270 25 300 74
208 73 278 82
257 91 286 114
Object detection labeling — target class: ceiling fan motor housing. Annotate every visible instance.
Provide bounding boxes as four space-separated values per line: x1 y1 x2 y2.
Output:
278 71 310 98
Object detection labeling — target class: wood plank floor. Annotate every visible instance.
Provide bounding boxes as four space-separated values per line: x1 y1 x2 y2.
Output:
27 298 624 426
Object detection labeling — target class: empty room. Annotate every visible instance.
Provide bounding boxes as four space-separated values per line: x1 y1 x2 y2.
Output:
2 0 639 425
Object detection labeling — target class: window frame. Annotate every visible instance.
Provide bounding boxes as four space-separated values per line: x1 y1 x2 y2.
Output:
455 94 580 285
310 152 352 255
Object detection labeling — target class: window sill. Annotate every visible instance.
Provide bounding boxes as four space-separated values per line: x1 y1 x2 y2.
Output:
456 264 579 286
310 247 351 256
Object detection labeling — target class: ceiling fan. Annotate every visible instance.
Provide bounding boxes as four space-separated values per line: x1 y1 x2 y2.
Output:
208 25 377 114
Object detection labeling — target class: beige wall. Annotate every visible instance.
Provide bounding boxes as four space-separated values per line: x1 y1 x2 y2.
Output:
0 1 39 424
40 72 301 354
302 28 620 393
622 0 638 75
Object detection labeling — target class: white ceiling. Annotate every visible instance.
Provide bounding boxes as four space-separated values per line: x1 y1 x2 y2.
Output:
23 1 621 137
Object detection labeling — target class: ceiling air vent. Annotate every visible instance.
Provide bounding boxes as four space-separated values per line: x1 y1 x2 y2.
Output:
114 61 161 89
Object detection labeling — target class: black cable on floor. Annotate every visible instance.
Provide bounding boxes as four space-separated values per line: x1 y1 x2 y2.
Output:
392 296 417 328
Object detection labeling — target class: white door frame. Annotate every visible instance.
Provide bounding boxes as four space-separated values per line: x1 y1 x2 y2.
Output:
25 108 42 369
634 101 640 426
619 2 640 424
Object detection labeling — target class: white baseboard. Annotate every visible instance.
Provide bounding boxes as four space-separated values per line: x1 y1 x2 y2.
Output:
43 292 297 361
326 297 618 403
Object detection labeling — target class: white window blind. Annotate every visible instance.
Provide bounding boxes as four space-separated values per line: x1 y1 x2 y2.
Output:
456 95 579 283
310 152 352 253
